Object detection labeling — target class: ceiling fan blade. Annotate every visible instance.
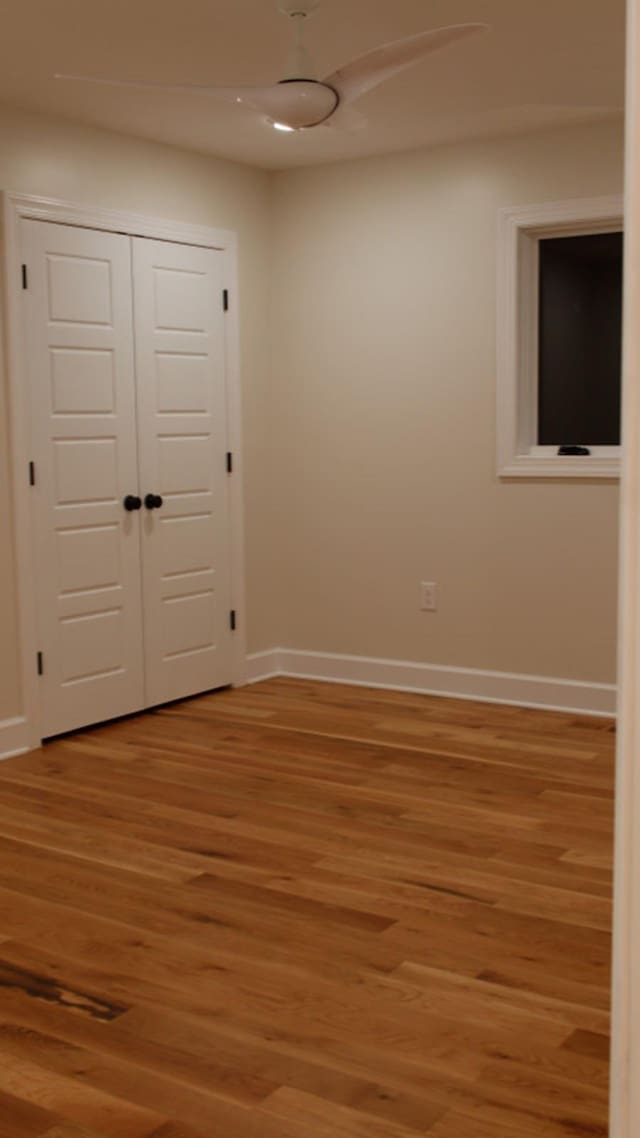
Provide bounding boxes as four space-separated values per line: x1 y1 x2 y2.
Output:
56 74 288 113
324 23 488 107
55 74 338 127
323 105 368 132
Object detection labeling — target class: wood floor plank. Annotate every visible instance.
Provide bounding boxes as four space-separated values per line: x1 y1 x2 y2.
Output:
0 1049 165 1137
260 1085 439 1136
0 677 614 1138
427 1106 605 1138
39 1127 115 1138
0 1088 61 1138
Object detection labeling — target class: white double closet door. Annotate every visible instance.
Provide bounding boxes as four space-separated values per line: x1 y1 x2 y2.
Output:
23 219 233 738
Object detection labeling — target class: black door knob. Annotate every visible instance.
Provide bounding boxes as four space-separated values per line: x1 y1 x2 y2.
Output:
123 495 142 511
144 493 163 510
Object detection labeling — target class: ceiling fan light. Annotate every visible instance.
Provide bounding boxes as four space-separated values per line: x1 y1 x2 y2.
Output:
272 120 296 131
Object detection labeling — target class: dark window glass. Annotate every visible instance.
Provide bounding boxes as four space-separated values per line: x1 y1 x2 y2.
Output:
538 231 623 446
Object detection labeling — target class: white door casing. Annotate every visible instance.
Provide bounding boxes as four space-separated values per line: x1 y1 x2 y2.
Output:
132 237 233 707
22 219 145 736
2 193 246 754
610 1 640 1133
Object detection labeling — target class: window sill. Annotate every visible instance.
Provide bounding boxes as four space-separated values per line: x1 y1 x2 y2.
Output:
499 453 621 479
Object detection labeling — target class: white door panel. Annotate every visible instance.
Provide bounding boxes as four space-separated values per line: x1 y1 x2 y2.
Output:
132 238 232 707
23 219 145 737
24 222 233 736
46 254 114 325
50 348 115 414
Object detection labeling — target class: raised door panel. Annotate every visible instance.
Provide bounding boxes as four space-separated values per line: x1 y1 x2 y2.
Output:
23 219 145 737
132 238 232 707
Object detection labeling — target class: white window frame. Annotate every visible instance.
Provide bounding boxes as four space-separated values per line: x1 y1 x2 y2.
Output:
496 194 624 479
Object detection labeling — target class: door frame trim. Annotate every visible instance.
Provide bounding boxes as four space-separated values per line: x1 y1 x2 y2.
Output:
611 2 640 1131
1 191 247 750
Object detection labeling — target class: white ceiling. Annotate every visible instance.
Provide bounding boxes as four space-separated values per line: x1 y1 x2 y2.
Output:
0 0 626 170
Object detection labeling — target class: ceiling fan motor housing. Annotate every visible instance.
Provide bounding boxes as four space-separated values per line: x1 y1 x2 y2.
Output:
272 79 338 128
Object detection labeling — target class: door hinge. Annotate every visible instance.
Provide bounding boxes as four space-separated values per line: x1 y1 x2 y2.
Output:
230 610 237 632
222 288 229 312
28 461 35 487
21 264 28 290
226 451 233 474
36 651 43 676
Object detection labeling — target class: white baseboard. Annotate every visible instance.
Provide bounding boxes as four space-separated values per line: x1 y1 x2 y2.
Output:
245 648 616 717
246 649 284 685
0 652 615 762
0 716 30 760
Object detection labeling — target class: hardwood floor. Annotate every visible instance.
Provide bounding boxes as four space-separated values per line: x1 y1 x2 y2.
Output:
0 677 614 1138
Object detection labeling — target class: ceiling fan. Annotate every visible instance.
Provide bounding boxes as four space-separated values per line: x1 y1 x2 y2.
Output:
56 0 488 133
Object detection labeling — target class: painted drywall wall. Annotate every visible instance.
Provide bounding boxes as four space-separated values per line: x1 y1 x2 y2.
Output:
271 120 624 684
0 108 625 726
0 103 275 721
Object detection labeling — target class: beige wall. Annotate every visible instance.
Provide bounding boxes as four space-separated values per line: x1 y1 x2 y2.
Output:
271 120 624 683
0 103 275 720
0 110 625 726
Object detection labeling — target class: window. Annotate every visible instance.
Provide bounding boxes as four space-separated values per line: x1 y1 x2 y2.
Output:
496 196 624 478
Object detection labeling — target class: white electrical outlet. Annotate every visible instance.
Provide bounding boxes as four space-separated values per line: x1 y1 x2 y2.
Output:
420 581 437 611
